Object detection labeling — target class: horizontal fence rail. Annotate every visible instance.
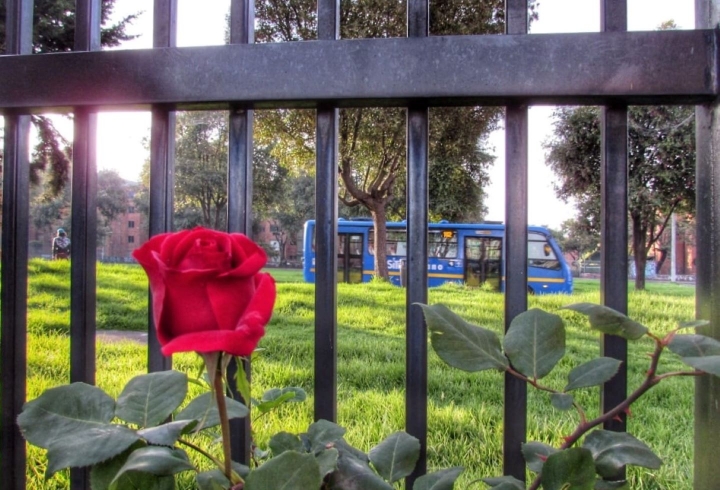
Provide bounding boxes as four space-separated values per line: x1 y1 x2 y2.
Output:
0 31 717 110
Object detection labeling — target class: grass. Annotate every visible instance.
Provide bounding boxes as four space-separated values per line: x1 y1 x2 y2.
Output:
20 260 697 489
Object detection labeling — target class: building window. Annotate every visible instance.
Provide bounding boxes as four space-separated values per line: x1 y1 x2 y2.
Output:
127 206 135 214
270 225 280 232
128 221 135 228
128 236 135 243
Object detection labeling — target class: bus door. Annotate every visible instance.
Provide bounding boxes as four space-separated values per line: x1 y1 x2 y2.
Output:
464 236 502 290
338 233 364 283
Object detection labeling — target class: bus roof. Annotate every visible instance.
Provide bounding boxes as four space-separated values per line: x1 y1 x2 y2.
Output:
304 219 553 235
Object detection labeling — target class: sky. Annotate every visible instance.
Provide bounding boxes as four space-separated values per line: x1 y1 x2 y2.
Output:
94 0 695 228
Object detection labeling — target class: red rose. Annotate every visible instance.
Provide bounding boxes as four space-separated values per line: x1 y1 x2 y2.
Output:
132 227 276 357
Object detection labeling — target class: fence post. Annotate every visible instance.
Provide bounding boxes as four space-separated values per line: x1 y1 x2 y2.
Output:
694 1 720 487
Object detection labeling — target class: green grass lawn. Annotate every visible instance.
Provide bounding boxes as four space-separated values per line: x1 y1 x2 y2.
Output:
22 260 697 489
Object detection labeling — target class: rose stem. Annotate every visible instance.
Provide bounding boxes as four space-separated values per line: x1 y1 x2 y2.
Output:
214 360 233 481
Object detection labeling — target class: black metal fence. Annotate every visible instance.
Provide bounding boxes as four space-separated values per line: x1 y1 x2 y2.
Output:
2 0 720 489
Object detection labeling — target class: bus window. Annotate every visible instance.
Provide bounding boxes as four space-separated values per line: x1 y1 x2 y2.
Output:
369 229 407 256
429 230 458 258
528 233 560 270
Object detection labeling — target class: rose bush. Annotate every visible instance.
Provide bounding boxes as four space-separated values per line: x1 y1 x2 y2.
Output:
132 227 276 356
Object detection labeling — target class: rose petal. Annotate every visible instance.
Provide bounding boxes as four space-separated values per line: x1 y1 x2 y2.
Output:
222 234 268 278
206 276 255 332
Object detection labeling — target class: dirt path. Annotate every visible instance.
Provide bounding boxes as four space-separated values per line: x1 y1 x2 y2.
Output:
96 330 148 344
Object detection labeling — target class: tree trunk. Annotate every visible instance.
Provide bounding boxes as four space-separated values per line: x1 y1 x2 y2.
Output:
632 217 647 291
371 206 390 280
655 248 668 274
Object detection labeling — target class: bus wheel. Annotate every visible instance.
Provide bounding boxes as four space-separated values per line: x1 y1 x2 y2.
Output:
527 286 535 295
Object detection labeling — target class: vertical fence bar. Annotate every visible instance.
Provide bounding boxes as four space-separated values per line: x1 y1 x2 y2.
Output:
694 2 720 487
70 2 100 489
148 0 177 373
227 0 255 464
1 1 32 487
503 0 529 481
406 0 429 486
314 0 340 423
599 1 628 457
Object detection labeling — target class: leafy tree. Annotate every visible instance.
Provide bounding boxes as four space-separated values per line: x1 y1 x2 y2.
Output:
552 218 600 266
254 0 522 279
0 0 139 195
174 111 229 230
545 105 695 290
266 173 315 265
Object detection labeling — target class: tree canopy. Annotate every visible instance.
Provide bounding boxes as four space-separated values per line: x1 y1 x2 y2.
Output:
545 105 695 289
254 0 521 279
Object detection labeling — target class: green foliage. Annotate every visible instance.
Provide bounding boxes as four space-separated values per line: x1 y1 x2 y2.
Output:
418 300 716 489
545 104 696 290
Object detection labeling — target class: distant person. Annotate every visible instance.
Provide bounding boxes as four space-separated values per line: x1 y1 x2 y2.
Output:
52 228 71 260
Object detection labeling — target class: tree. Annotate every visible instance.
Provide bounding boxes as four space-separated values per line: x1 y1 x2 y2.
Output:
0 0 138 195
267 173 315 265
552 217 600 266
545 105 695 290
255 0 520 279
96 169 129 244
174 111 230 230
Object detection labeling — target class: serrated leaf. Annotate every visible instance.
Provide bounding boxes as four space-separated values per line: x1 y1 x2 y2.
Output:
541 447 596 490
412 467 463 490
418 303 509 372
115 371 188 428
17 383 140 476
270 431 304 456
564 303 647 340
196 470 231 490
326 446 394 490
110 446 194 487
551 393 574 411
522 441 558 473
138 420 196 446
175 392 248 431
504 308 565 379
565 357 622 392
668 333 720 373
245 451 322 490
481 475 525 489
368 431 420 483
307 419 346 453
583 430 662 478
594 480 629 490
316 448 340 478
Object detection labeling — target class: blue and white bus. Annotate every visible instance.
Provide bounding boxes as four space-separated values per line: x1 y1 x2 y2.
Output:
302 219 573 294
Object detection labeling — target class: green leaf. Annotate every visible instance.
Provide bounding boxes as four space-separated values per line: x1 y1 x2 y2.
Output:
262 387 308 403
306 419 347 453
503 308 565 379
115 371 188 428
667 334 720 375
196 470 231 490
368 431 420 483
270 431 304 456
522 441 558 473
418 303 509 372
326 444 394 490
551 393 574 411
481 475 525 489
256 390 301 414
582 430 662 478
541 447 596 490
138 420 197 446
17 383 140 476
110 446 194 486
565 357 622 391
564 303 648 340
412 467 463 490
234 357 252 405
316 448 340 478
677 320 709 330
245 451 322 490
91 443 177 490
175 392 248 431
594 480 629 490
